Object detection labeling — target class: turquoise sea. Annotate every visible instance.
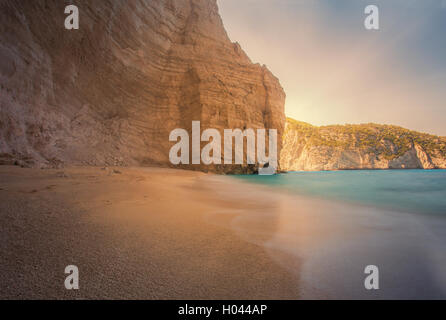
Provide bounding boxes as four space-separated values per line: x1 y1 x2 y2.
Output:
235 169 446 216
229 170 446 298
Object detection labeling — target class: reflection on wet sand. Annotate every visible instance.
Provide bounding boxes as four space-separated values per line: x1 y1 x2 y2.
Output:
206 175 446 299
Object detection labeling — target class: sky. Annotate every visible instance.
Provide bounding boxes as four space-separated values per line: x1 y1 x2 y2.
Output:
217 0 446 136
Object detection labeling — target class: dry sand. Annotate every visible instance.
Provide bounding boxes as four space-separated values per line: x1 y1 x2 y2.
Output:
0 166 300 299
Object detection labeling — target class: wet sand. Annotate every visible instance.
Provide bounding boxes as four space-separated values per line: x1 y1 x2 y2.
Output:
0 166 300 299
209 175 446 299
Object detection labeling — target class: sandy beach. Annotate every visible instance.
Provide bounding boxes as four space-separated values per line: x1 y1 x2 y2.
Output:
0 166 300 299
2 166 446 299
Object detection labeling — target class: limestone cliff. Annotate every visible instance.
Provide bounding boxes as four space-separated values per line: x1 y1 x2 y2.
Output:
281 118 446 171
0 0 285 173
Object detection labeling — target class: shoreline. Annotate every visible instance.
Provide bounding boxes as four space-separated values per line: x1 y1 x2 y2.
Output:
205 173 446 299
2 166 446 299
283 168 446 173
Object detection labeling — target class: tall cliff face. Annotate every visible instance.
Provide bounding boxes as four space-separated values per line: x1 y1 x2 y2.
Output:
281 118 446 171
0 0 285 172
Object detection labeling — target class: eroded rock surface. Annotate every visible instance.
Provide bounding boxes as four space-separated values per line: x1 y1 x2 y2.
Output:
0 0 285 172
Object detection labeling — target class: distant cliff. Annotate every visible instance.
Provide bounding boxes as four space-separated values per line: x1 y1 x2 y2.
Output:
281 118 446 171
0 0 285 173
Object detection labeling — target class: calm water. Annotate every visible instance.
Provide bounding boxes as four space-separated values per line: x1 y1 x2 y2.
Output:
235 170 446 215
229 170 446 298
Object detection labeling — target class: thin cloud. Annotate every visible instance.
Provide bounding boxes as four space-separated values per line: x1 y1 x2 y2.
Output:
218 0 446 136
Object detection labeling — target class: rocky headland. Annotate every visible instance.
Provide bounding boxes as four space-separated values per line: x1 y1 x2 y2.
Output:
281 118 446 171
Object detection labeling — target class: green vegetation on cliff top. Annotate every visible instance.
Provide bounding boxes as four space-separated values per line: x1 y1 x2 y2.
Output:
286 118 446 160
